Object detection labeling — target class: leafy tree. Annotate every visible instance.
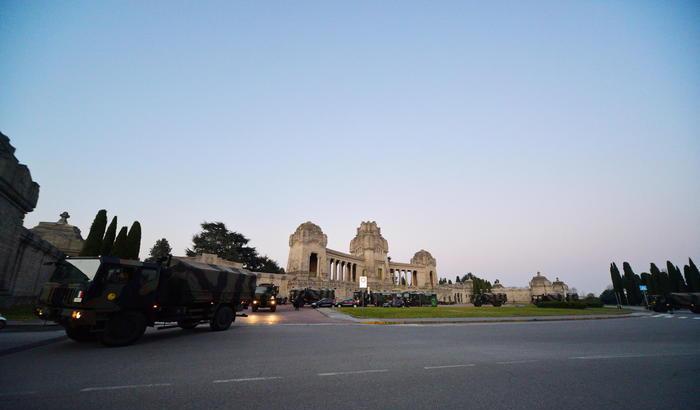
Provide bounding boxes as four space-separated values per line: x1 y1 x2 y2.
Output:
148 238 172 261
186 222 284 273
667 261 686 292
622 262 642 305
599 288 617 305
684 258 700 292
101 216 118 256
112 226 129 258
125 221 142 260
80 209 107 256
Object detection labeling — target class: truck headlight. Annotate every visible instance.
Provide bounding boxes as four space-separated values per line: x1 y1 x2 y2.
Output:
253 300 258 304
71 310 82 320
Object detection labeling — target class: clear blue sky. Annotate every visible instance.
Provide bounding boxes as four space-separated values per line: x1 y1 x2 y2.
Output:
2 1 698 294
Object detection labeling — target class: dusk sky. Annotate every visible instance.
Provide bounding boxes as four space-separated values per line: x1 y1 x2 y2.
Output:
2 1 698 294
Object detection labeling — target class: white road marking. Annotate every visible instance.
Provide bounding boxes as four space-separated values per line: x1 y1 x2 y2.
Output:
213 376 282 383
424 364 475 369
0 391 37 397
569 352 698 360
81 383 171 392
318 369 389 376
678 317 688 319
496 360 538 365
694 317 700 320
651 315 663 317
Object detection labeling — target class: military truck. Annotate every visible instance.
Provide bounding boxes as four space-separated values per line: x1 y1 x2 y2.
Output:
472 293 507 307
34 256 256 346
531 293 563 304
650 293 700 313
404 292 438 307
252 283 278 312
289 288 335 306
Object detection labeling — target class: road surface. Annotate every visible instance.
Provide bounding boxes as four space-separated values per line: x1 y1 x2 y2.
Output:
1 308 698 410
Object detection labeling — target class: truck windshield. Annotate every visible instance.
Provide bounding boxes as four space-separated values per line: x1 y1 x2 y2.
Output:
255 286 271 294
49 259 101 283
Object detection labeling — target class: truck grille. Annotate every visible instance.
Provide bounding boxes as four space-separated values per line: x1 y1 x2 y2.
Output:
47 287 81 306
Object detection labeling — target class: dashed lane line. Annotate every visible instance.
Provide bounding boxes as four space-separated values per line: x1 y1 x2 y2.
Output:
80 383 172 392
318 369 389 376
0 391 37 397
423 364 475 370
496 360 539 365
569 352 699 360
213 377 283 383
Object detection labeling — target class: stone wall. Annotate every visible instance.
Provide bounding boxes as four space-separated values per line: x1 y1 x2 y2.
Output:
0 132 66 307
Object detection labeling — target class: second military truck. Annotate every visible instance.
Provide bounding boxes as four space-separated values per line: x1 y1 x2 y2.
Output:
252 283 279 312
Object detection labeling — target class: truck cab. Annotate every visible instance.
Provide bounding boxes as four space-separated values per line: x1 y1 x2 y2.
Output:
252 283 279 312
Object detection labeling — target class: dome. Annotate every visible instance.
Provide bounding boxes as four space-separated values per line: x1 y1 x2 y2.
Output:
289 221 327 247
30 211 84 256
410 249 436 266
529 271 552 287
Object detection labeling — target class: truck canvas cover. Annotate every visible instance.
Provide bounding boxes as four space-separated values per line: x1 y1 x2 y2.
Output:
160 257 256 305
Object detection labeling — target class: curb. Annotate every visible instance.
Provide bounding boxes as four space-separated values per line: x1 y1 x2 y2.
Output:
322 309 645 325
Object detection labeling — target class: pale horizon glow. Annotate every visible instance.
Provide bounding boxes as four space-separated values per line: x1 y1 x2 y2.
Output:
1 1 698 294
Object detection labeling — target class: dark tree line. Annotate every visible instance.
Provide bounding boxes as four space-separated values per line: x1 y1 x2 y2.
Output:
186 222 284 273
608 259 700 305
80 210 142 260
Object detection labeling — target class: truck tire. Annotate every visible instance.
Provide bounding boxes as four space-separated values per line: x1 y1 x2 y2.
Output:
178 320 199 330
252 305 258 312
210 306 234 331
493 302 502 307
270 305 276 312
101 312 147 347
65 326 96 342
474 301 482 307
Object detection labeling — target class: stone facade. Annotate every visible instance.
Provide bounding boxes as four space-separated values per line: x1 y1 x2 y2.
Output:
0 132 64 307
30 212 84 256
492 272 570 304
286 221 440 299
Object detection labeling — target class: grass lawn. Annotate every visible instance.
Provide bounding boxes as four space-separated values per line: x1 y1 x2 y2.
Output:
338 306 632 319
1 304 38 321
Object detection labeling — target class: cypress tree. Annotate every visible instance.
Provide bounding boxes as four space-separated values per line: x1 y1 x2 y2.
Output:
650 263 668 295
640 272 654 294
80 209 108 256
610 263 624 303
667 261 686 292
112 227 129 258
684 258 700 292
100 216 118 256
125 221 142 260
622 262 641 305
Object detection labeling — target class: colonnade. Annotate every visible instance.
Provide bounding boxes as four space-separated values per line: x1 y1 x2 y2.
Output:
390 268 418 287
327 257 358 282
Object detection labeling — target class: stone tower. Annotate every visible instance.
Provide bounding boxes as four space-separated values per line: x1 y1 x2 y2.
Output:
286 221 328 277
410 249 438 287
349 221 389 282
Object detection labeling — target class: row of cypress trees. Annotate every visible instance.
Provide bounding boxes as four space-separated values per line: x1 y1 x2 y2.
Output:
79 209 142 260
609 259 700 305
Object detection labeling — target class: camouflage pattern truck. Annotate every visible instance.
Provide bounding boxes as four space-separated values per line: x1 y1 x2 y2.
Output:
472 293 507 307
35 256 256 346
650 293 700 313
252 283 278 312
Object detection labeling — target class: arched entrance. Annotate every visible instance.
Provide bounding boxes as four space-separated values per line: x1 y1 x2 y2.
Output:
309 253 318 277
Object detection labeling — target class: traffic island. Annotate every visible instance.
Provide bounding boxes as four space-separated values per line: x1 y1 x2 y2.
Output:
325 306 638 324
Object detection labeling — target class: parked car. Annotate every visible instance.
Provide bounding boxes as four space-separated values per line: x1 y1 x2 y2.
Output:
0 314 6 330
336 298 359 308
311 298 335 308
382 298 406 308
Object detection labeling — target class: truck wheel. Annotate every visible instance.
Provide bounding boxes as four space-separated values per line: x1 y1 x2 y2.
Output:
270 306 276 312
474 302 482 307
252 306 258 312
178 320 199 330
210 306 234 331
65 326 96 342
493 302 502 307
101 312 147 347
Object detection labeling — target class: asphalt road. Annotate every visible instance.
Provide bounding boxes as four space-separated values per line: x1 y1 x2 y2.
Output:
1 310 698 410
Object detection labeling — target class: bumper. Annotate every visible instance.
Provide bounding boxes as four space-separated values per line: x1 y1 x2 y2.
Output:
35 305 99 326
